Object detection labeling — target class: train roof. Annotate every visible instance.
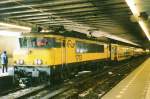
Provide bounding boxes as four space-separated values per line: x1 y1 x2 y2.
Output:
21 31 108 43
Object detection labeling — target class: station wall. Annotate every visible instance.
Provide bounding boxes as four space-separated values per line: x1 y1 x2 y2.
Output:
0 36 19 65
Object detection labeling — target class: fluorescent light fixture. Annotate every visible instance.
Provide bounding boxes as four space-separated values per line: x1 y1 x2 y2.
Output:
139 20 150 41
0 22 31 32
125 0 150 41
105 34 140 46
125 0 139 16
93 31 140 46
0 30 21 36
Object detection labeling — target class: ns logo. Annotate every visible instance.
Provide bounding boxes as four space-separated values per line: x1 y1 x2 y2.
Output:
67 40 75 48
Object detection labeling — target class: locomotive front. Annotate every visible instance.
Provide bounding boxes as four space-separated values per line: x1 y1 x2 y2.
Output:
13 34 57 86
13 35 54 66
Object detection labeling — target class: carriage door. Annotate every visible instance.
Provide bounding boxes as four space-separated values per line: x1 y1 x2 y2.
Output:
51 38 66 82
61 39 66 67
111 44 117 61
53 38 66 65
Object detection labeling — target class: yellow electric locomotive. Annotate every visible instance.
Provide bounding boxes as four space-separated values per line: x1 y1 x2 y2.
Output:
13 32 110 84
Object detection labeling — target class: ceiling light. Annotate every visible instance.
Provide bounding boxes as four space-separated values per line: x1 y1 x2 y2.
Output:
125 0 150 41
0 30 21 36
93 31 140 46
125 0 139 16
139 20 150 41
0 22 31 32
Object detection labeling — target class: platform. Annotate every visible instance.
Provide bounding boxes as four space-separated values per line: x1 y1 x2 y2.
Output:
0 67 14 77
102 57 150 99
0 67 14 92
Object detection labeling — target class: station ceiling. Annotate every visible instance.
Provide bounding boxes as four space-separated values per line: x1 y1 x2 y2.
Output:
0 0 149 48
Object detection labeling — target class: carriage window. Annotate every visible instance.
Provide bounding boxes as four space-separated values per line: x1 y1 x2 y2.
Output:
19 37 55 48
76 41 104 53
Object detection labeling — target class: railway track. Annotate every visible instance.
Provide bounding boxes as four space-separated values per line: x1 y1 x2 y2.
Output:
0 86 21 96
53 56 148 99
77 56 148 99
0 56 148 99
0 84 48 99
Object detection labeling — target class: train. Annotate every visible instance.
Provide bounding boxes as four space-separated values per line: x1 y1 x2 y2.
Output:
12 31 148 85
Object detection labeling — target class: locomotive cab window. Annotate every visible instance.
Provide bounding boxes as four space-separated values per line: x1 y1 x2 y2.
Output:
19 37 55 48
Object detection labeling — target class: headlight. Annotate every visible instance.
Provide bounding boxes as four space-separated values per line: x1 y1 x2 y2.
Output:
16 59 24 65
34 59 42 65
